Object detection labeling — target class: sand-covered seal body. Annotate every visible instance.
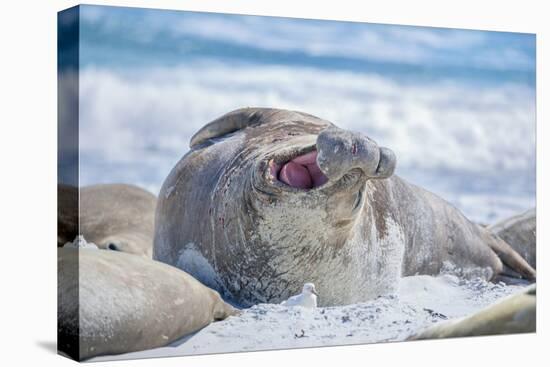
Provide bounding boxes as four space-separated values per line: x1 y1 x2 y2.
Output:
409 285 536 340
57 248 236 360
154 108 535 307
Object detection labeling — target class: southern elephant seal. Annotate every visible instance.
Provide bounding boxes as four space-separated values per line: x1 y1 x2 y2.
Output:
408 285 536 340
490 208 536 269
153 108 535 307
58 183 157 257
57 248 237 360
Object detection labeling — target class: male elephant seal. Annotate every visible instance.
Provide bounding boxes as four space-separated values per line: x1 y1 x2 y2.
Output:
58 248 236 360
154 108 535 307
58 183 157 257
490 208 536 269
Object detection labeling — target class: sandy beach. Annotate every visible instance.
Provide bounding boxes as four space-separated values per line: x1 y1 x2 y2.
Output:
91 273 526 362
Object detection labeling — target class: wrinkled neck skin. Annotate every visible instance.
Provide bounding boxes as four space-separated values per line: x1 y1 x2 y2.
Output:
208 128 403 307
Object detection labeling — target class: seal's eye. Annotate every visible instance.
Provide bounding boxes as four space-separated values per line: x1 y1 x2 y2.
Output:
107 243 119 251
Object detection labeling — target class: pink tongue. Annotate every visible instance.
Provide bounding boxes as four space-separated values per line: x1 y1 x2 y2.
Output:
279 162 312 189
278 151 328 189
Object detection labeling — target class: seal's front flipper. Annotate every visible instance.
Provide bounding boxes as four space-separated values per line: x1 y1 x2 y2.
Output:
486 233 536 281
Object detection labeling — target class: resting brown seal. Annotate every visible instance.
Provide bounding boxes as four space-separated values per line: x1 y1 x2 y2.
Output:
58 183 78 247
58 248 237 360
490 208 536 269
58 183 157 257
153 108 535 307
409 285 535 340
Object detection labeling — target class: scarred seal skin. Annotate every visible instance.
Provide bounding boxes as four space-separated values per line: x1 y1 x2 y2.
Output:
58 248 237 360
153 108 535 307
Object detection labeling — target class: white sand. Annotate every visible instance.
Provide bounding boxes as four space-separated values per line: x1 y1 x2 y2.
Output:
91 273 525 362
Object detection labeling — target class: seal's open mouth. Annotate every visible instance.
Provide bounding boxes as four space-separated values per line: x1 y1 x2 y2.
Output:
269 150 328 190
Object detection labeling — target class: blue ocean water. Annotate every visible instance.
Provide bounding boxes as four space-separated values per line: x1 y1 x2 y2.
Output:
78 6 534 82
75 5 536 223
